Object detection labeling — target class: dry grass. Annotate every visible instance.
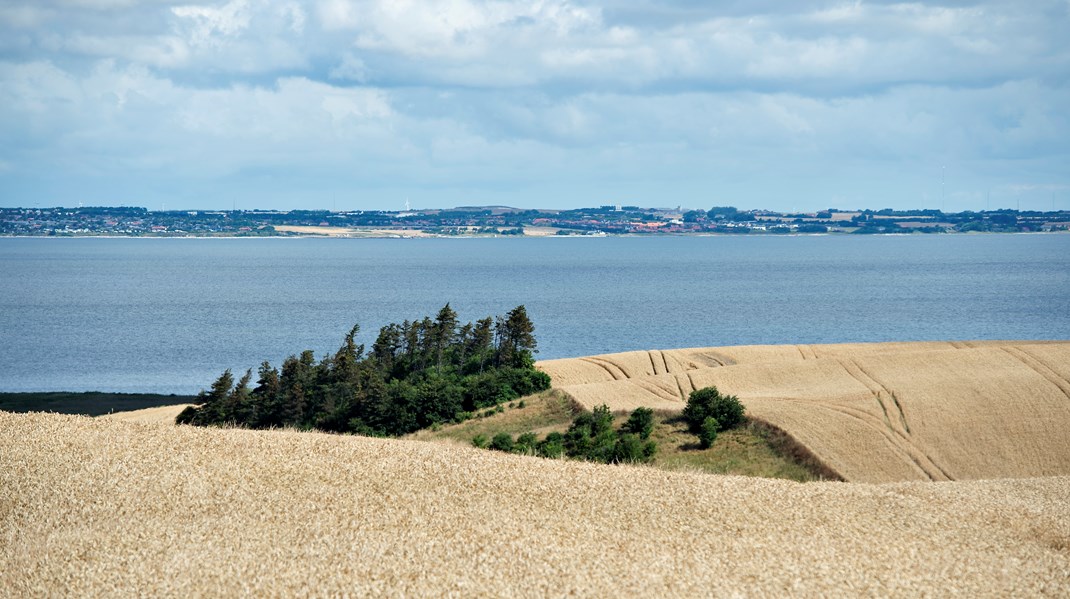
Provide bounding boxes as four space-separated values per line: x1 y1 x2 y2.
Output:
539 341 1070 483
3 411 1070 597
405 391 579 444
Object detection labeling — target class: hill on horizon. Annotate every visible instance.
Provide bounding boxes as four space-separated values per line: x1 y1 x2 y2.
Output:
538 341 1070 483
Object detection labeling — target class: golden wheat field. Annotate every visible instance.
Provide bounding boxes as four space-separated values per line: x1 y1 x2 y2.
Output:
2 411 1069 597
99 404 192 424
539 341 1070 483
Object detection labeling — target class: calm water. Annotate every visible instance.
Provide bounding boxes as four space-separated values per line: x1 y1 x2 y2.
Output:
2 235 1068 394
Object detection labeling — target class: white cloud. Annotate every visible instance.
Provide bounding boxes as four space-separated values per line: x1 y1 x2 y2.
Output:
1 2 1068 209
172 0 253 46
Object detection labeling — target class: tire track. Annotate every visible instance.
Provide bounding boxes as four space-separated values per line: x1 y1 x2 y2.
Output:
674 375 688 401
837 359 952 480
778 398 941 481
1003 347 1070 402
631 378 681 403
810 401 949 482
581 357 623 381
647 351 661 376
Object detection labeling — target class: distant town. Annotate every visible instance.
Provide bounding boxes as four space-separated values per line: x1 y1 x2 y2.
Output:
2 205 1068 237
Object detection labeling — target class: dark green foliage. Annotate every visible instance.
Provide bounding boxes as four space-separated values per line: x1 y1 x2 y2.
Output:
683 386 745 434
514 432 538 455
475 405 659 465
699 416 719 449
537 432 565 458
620 406 654 440
490 432 514 452
471 434 488 448
177 305 550 436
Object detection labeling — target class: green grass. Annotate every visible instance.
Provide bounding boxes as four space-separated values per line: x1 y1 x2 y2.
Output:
407 390 579 443
647 414 822 481
409 394 828 481
0 392 196 417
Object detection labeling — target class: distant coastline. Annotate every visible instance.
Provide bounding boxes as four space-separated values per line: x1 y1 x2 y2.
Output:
3 205 1068 237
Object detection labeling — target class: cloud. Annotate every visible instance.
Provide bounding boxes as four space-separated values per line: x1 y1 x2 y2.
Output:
0 1 1068 210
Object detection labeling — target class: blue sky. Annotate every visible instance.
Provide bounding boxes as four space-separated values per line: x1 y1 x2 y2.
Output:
1 0 1068 212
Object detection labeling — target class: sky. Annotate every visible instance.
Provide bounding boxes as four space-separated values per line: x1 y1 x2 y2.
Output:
1 1 1068 212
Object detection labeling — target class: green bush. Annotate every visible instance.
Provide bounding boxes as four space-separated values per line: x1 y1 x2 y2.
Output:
471 434 488 448
514 432 538 455
538 432 565 458
613 433 657 463
683 386 745 434
699 416 719 449
620 406 654 440
490 432 514 452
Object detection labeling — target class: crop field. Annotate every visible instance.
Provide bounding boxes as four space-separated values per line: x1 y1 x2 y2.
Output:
99 404 193 424
539 341 1070 483
2 411 1069 597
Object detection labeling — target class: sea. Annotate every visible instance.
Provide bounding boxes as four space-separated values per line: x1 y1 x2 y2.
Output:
2 234 1068 395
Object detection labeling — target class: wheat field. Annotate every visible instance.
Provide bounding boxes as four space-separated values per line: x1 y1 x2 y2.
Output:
2 411 1069 597
539 341 1070 483
100 404 192 424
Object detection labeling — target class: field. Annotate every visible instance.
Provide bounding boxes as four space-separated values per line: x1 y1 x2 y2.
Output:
6 340 1070 595
539 341 1070 483
3 411 1069 596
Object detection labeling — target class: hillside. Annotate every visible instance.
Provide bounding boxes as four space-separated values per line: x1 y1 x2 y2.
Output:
2 411 1068 597
407 392 824 481
539 341 1070 483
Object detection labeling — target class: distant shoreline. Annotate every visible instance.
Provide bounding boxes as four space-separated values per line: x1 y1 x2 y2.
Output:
2 230 1067 239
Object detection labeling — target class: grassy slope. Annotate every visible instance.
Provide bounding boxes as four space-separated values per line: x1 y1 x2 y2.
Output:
408 391 822 481
0 392 196 417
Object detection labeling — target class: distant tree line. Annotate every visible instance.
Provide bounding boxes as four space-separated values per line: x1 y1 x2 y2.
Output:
177 305 551 436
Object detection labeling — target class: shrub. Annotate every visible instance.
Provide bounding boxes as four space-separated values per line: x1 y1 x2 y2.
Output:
471 434 488 448
490 432 514 452
538 432 565 458
514 432 538 455
683 386 745 434
620 407 654 440
699 416 719 449
613 433 657 463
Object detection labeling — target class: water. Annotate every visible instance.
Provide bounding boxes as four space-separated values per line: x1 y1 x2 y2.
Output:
2 234 1068 394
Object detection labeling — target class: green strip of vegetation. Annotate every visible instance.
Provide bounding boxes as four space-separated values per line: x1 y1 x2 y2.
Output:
0 392 196 417
457 386 824 481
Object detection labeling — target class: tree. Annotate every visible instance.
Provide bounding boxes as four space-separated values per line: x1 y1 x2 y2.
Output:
430 303 458 370
683 386 745 434
179 306 549 438
620 406 654 440
683 210 706 223
698 416 719 449
496 305 537 368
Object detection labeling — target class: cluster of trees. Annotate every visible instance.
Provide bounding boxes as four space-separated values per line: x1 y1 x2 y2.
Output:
177 305 551 436
474 405 657 464
682 386 746 448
